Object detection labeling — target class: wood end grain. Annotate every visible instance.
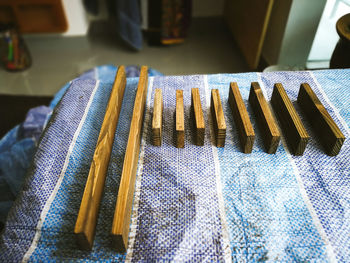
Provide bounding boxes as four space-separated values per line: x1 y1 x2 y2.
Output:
176 90 185 148
152 89 163 146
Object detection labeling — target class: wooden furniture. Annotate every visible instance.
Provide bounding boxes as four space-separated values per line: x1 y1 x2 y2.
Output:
210 89 226 147
176 90 185 148
228 82 255 153
152 89 163 146
271 83 309 155
0 0 67 33
249 82 280 153
298 83 345 156
330 13 350 69
74 66 126 250
111 66 148 252
191 88 205 146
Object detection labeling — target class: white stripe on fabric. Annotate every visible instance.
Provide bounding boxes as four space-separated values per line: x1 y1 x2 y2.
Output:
203 75 232 263
257 73 337 263
126 77 154 262
22 80 101 262
309 71 350 137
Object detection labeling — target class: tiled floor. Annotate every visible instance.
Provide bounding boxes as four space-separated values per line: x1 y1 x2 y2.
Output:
0 17 249 96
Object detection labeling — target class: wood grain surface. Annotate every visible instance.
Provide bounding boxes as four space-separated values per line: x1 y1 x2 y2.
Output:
152 89 163 146
210 89 226 147
74 66 126 250
228 82 255 153
271 83 309 155
249 82 280 154
191 88 205 146
298 83 345 156
111 66 148 252
176 90 185 148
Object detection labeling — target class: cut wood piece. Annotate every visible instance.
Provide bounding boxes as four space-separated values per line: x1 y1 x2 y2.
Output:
191 88 205 146
111 66 148 252
210 89 226 147
228 82 255 153
74 66 127 250
249 82 280 154
152 89 163 146
176 90 185 148
297 83 345 156
271 83 310 155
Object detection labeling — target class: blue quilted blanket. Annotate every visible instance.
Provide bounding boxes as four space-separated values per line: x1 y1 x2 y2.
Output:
0 66 349 262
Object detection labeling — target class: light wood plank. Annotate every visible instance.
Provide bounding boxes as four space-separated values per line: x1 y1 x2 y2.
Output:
228 82 255 153
271 83 309 155
152 89 163 146
210 89 226 147
176 90 185 148
74 66 126 250
111 66 148 252
249 82 280 153
191 88 205 146
298 83 345 156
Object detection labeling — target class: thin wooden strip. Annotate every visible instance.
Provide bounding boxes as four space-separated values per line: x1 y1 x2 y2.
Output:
176 90 185 148
152 89 163 146
111 66 148 252
228 82 255 153
74 66 126 250
297 83 345 156
191 88 205 146
210 89 226 147
271 83 310 155
249 82 280 154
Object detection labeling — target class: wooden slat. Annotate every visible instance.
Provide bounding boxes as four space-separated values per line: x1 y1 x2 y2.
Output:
191 88 205 146
210 89 226 147
271 83 309 155
249 82 280 153
74 66 126 250
111 66 148 252
152 89 163 146
228 82 255 153
297 83 345 156
176 90 185 148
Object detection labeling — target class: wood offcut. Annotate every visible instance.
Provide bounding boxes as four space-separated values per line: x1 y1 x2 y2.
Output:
152 89 163 146
298 83 345 156
74 66 126 250
191 88 205 146
210 89 226 147
271 83 309 155
228 82 255 153
176 90 185 148
111 66 148 252
249 82 280 154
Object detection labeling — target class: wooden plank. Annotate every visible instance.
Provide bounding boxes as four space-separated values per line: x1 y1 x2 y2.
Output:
191 88 205 146
297 83 345 156
271 83 309 155
224 0 274 69
111 66 148 252
152 89 163 146
228 82 255 153
176 90 185 148
74 66 126 250
210 89 226 147
249 82 280 153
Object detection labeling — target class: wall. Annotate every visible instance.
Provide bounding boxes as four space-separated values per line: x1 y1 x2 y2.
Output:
192 0 225 17
61 0 90 36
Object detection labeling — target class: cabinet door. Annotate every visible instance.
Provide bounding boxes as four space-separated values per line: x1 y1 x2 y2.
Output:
224 0 274 69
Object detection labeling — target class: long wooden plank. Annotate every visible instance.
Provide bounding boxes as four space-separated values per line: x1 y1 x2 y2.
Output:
210 89 226 147
297 83 345 156
74 66 126 250
271 83 309 155
249 82 280 153
152 89 163 146
191 88 205 146
111 66 148 252
228 82 255 153
176 90 185 148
